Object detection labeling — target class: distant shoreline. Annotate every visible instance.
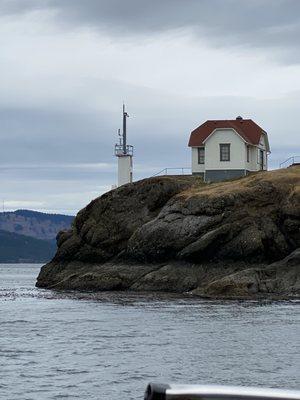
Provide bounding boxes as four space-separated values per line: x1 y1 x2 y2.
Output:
0 210 73 263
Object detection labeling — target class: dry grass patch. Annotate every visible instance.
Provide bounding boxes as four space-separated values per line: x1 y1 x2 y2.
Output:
179 166 300 200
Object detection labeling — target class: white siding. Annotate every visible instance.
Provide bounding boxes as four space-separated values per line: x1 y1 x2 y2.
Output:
244 134 268 171
246 134 268 172
258 134 268 170
191 147 205 173
245 144 257 171
118 155 133 186
204 129 246 170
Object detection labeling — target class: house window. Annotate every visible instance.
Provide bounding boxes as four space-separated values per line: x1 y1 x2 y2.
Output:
198 147 205 164
247 145 250 162
220 144 230 161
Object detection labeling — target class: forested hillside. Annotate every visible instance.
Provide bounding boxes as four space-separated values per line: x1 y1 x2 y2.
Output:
0 210 74 262
0 230 56 263
0 210 73 240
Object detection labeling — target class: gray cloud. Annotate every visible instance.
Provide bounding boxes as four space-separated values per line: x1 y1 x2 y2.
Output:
1 0 300 61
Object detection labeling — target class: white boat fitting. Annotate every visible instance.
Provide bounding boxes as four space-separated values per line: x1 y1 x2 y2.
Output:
144 384 300 400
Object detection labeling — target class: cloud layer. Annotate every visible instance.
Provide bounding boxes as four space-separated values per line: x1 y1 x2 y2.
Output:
2 0 300 59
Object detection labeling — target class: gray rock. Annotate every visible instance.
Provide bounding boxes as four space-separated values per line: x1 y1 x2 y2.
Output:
193 249 300 299
36 167 300 299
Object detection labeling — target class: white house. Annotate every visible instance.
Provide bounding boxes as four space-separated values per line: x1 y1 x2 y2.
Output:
188 116 271 182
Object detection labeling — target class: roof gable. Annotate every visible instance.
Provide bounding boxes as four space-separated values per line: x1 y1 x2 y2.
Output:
202 127 246 145
188 119 269 150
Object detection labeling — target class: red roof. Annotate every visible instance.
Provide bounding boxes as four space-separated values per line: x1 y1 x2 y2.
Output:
188 118 268 148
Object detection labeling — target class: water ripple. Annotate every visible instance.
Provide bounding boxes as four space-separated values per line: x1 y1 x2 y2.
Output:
0 263 299 400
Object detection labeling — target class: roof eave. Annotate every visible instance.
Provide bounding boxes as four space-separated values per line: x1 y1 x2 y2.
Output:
262 131 271 152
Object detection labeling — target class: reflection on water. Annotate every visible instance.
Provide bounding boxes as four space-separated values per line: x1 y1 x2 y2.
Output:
0 264 299 400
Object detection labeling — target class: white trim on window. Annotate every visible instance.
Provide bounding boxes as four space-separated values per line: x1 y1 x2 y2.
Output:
198 147 205 164
220 143 230 162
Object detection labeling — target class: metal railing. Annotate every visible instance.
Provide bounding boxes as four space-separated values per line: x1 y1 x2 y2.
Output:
114 144 134 157
144 384 300 400
279 156 300 168
152 167 191 177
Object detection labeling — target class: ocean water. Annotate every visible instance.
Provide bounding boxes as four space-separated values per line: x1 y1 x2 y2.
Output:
0 264 299 400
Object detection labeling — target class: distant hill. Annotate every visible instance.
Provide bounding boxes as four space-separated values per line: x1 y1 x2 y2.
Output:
0 229 57 263
0 210 74 240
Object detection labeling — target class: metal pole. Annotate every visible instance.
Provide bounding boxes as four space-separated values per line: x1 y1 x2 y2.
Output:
123 104 127 154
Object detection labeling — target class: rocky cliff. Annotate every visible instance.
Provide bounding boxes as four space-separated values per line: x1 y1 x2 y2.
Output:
36 167 300 299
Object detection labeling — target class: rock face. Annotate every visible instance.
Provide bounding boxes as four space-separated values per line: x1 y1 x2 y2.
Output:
36 167 300 299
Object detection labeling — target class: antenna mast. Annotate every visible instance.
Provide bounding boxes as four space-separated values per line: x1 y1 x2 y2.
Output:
122 104 129 154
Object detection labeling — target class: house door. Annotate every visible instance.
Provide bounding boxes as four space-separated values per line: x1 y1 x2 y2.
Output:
259 150 264 170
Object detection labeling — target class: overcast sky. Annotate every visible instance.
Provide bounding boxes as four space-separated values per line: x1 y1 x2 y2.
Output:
0 0 300 214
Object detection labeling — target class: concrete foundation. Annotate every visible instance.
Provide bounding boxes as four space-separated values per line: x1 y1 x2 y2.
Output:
204 169 247 182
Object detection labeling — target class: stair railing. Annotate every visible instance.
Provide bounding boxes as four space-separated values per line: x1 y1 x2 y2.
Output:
279 156 300 168
151 167 191 177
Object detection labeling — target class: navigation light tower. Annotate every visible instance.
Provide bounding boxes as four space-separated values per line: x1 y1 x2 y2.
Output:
115 104 134 187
